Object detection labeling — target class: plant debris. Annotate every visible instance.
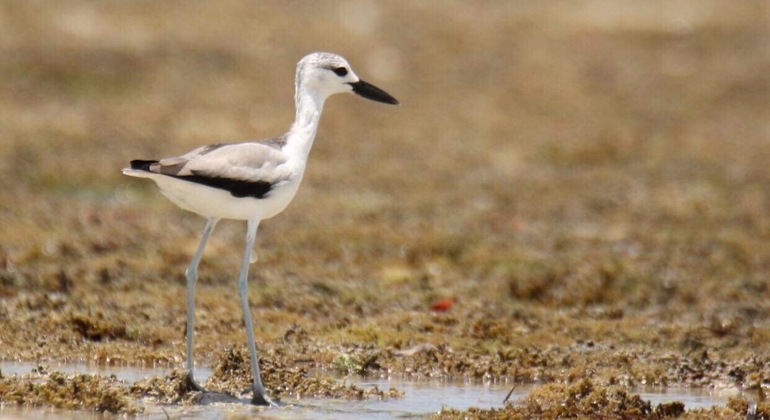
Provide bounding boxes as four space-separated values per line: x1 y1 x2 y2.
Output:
0 366 140 415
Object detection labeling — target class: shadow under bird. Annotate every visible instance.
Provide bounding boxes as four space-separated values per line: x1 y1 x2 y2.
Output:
122 52 398 405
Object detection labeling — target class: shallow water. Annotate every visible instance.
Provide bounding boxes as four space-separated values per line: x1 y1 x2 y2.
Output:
0 361 741 419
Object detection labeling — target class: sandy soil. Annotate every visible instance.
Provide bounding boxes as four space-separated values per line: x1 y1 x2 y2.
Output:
1 1 769 417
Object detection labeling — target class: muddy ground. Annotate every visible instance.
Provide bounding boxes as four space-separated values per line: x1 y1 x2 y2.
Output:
1 1 769 418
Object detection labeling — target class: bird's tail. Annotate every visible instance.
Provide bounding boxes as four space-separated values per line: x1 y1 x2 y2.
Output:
122 160 159 177
129 160 159 171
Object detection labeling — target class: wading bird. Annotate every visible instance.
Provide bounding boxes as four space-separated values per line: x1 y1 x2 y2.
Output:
122 52 398 405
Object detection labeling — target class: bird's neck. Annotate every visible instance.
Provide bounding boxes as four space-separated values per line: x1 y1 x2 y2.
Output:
285 86 326 163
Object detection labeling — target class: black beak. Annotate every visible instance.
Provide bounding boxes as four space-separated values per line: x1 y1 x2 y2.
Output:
349 80 399 105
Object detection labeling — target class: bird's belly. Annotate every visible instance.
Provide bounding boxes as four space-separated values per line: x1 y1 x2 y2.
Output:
153 176 301 221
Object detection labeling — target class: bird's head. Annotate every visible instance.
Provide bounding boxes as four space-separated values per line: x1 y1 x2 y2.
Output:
295 52 399 105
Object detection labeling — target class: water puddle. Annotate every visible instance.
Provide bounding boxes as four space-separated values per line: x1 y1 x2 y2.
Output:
0 360 191 384
0 361 741 419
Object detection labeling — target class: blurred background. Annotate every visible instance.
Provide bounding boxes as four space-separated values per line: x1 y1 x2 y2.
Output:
0 1 769 367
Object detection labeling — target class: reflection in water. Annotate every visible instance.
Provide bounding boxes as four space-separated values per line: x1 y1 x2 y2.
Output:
0 361 740 419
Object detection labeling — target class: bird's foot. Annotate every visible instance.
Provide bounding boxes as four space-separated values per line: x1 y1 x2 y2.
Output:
250 387 278 406
185 372 206 392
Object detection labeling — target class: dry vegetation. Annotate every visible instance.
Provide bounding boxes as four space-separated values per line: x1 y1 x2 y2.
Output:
1 0 769 417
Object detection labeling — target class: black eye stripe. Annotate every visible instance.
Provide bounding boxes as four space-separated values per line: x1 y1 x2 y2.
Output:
332 67 348 77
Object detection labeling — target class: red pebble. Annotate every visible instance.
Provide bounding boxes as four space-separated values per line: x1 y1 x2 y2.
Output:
430 298 455 312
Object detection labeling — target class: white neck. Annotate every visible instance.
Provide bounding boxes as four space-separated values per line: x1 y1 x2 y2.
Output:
284 84 327 163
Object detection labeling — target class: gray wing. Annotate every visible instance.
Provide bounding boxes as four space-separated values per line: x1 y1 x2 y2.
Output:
155 141 292 183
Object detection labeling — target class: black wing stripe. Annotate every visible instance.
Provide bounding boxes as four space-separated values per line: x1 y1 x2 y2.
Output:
129 160 274 199
169 174 274 199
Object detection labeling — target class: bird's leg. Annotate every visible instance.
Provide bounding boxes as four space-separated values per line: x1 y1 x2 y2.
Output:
238 219 274 406
184 217 218 392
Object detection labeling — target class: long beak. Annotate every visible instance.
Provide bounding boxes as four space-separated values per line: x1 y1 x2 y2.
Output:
349 80 399 105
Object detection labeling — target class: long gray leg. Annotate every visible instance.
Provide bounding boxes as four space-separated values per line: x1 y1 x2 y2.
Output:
185 217 219 391
238 219 274 406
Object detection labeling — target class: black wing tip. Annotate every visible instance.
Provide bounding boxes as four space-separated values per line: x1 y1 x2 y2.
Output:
130 160 158 171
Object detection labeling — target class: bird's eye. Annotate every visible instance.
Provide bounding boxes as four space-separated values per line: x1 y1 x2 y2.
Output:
332 67 348 77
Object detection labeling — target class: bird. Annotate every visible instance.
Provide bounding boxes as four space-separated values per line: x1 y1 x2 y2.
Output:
122 52 398 405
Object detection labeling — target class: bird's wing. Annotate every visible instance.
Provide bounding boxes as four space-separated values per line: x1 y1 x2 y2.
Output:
151 141 293 185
